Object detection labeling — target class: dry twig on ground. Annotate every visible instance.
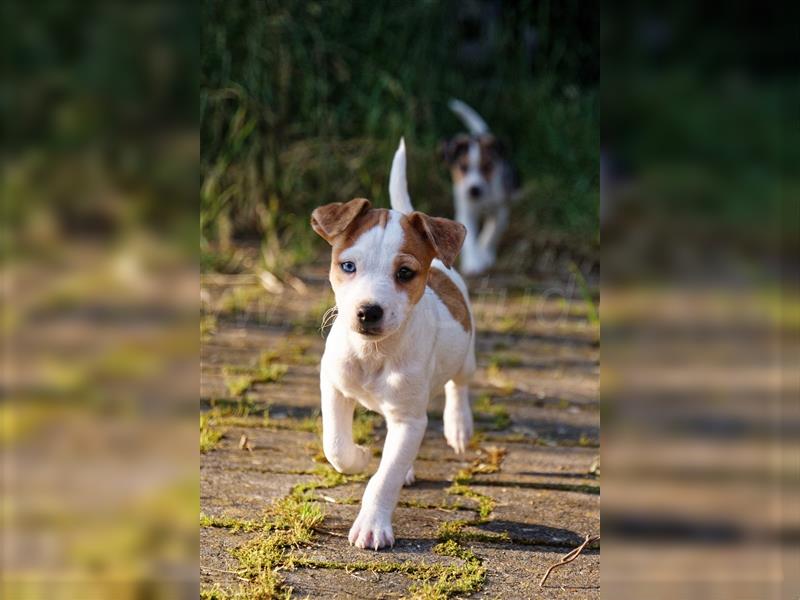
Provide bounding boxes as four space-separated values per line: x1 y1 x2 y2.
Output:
539 533 600 587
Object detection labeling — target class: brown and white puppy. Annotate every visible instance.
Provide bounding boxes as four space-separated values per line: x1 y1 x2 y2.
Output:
311 139 475 550
442 98 519 275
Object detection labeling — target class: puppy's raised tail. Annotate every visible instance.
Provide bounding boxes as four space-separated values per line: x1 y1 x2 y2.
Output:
448 98 489 135
389 137 414 214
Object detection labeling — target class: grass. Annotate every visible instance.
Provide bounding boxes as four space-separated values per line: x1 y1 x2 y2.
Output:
222 363 288 398
259 341 317 366
231 495 324 599
487 353 523 369
481 431 600 448
201 1 599 275
473 394 511 431
219 285 266 314
290 464 367 499
200 513 265 534
484 364 516 396
200 413 224 453
496 315 526 335
201 314 218 339
207 404 376 445
568 261 599 327
353 407 381 445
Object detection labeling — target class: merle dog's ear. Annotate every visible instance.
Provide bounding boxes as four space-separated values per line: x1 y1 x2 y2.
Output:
407 211 466 268
481 134 507 158
310 198 371 244
440 135 471 166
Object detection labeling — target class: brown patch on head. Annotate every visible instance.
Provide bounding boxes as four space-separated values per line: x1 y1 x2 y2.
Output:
428 269 472 332
394 211 466 306
396 217 436 305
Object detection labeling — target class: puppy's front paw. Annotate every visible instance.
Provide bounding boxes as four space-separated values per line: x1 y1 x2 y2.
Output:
444 404 473 455
348 510 394 550
327 444 371 475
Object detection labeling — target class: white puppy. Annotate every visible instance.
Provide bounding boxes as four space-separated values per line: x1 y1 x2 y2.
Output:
442 99 519 276
311 139 476 550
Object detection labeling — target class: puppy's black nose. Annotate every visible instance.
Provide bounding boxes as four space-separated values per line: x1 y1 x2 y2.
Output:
468 185 482 199
357 304 383 324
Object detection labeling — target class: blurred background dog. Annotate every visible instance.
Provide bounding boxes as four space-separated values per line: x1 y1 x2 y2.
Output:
442 99 520 275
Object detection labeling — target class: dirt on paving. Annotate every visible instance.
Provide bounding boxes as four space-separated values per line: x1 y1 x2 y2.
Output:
201 260 599 599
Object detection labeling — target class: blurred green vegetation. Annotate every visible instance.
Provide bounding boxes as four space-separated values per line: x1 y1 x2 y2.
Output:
2 2 198 262
601 6 799 280
201 0 599 273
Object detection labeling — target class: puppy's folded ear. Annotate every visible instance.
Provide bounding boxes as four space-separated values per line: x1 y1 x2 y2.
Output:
408 212 466 269
311 198 371 244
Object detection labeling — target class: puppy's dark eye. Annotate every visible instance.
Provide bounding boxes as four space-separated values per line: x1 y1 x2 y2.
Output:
340 261 356 274
459 163 468 174
396 267 415 282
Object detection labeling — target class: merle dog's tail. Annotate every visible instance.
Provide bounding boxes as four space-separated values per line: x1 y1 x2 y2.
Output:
448 98 489 135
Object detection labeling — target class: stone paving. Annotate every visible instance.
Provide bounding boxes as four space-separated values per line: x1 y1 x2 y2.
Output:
200 262 599 599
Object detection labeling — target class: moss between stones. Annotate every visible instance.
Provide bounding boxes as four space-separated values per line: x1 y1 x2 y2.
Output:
291 540 487 600
480 431 600 448
291 465 367 498
201 314 217 340
201 416 508 598
207 405 378 444
223 363 288 398
487 353 523 369
229 495 325 598
200 513 265 534
473 394 511 431
200 413 224 453
432 448 510 551
352 408 380 445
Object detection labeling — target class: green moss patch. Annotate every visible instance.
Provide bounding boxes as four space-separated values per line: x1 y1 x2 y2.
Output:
473 394 511 431
200 513 265 534
223 363 288 398
200 413 224 453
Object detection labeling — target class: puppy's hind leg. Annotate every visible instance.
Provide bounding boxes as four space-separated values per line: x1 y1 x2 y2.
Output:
444 377 473 455
321 378 371 474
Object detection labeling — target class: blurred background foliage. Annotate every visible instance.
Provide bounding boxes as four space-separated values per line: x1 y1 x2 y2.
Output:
601 3 799 282
201 0 599 274
3 1 198 258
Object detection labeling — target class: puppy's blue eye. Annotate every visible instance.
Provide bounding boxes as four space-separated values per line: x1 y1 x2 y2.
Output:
340 261 356 273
